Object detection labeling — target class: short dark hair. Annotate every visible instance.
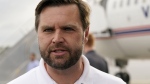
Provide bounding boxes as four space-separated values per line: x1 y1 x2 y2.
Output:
35 0 90 31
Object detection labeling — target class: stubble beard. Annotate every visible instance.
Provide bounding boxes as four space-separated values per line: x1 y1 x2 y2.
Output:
39 43 83 70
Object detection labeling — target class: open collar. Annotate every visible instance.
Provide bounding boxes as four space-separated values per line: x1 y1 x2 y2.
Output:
36 55 93 84
75 55 93 84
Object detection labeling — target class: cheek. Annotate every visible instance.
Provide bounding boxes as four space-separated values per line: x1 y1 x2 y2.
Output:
72 34 84 45
38 35 51 51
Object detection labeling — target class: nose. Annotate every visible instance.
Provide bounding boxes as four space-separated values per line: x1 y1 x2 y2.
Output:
52 31 64 44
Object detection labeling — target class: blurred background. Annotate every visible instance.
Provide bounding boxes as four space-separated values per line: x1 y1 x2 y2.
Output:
0 0 150 84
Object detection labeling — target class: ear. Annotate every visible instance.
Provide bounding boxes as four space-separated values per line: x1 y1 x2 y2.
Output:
84 27 89 43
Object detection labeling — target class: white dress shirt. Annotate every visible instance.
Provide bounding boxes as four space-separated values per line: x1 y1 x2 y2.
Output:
8 55 126 84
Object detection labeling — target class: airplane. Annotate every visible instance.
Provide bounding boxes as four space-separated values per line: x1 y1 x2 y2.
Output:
87 0 150 83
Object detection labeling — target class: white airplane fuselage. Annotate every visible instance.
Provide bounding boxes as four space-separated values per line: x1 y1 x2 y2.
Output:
89 0 150 59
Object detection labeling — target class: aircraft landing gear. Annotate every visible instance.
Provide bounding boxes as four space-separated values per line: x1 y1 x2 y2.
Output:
115 59 130 84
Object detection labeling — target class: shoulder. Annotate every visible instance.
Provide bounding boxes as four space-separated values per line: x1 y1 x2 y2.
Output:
7 67 38 84
90 67 126 84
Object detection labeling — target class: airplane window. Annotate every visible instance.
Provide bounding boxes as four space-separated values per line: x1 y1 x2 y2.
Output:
120 0 123 7
127 0 130 6
135 0 138 4
113 1 116 9
143 0 146 3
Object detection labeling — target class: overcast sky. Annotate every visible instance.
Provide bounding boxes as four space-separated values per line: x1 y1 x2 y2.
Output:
0 0 107 47
0 0 40 47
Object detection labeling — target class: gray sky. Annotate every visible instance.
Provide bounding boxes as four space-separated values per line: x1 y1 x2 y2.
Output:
0 0 40 47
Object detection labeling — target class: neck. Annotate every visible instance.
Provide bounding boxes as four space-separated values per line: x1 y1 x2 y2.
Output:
45 57 84 84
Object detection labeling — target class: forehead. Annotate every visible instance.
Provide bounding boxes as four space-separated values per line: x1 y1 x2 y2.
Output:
40 4 80 20
38 4 82 28
42 4 79 13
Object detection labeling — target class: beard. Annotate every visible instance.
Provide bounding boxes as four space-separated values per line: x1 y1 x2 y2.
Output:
39 43 83 70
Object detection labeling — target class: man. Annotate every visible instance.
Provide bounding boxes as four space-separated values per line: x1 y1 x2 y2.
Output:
84 33 109 73
8 0 126 84
26 53 39 71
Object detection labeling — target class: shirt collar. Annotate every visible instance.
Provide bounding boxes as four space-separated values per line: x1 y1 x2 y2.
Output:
75 55 93 84
37 55 93 84
36 58 57 84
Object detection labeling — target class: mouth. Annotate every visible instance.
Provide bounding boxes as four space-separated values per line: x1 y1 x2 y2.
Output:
51 48 68 56
52 49 66 52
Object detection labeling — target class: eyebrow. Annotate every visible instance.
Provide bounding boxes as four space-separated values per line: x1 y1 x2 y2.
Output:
41 25 54 29
40 24 78 29
61 24 78 29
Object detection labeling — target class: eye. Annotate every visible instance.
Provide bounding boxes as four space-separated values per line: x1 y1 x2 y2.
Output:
44 28 54 32
63 27 74 31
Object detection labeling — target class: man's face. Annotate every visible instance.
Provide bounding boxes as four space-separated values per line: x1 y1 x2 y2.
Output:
37 4 89 70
